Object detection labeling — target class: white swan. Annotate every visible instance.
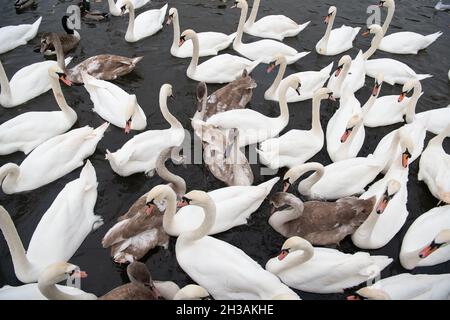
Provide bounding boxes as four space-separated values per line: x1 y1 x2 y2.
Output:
82 72 146 133
206 77 300 148
326 52 366 98
0 161 103 283
243 0 310 41
121 1 167 42
106 84 185 177
232 0 310 65
147 188 300 300
257 88 334 170
0 66 77 155
378 0 442 55
0 57 72 108
352 134 412 249
418 124 450 204
0 17 42 54
0 262 96 300
107 0 150 16
148 178 279 236
364 24 432 85
264 55 333 102
351 273 450 300
265 236 392 294
284 131 406 200
415 105 450 136
400 205 450 270
0 123 108 194
315 6 360 56
180 29 261 84
167 8 235 58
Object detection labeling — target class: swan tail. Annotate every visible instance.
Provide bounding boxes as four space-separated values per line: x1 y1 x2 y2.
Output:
79 160 98 191
159 4 169 24
363 256 393 278
297 20 311 32
258 177 280 195
92 122 110 138
287 51 310 64
424 31 443 47
26 16 42 40
131 56 144 66
416 73 433 81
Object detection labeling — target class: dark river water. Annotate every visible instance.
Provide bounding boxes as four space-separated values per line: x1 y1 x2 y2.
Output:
0 0 449 300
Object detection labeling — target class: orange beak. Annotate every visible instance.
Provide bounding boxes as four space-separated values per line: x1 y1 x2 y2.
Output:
179 39 185 47
340 128 352 143
146 204 155 216
283 181 290 193
60 75 72 86
362 31 370 37
328 94 336 101
398 93 406 103
402 152 410 168
419 244 438 259
372 84 380 96
335 67 342 77
278 250 289 261
166 16 173 25
73 270 88 279
267 63 276 73
324 15 330 24
346 295 361 300
125 120 131 134
177 200 189 208
376 196 389 214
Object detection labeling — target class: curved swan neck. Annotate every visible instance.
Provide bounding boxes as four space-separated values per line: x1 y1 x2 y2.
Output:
234 1 249 47
277 80 292 124
108 0 121 16
125 3 136 41
0 163 20 189
246 0 260 25
171 12 181 52
311 95 324 135
269 194 304 235
162 188 178 235
382 3 395 35
405 81 422 123
291 163 324 191
185 197 216 241
362 89 379 116
160 89 182 129
322 11 336 49
0 60 12 100
278 242 314 272
52 36 68 74
0 207 33 283
267 59 287 96
187 31 200 75
335 62 351 91
156 151 187 198
49 75 75 116
363 30 383 60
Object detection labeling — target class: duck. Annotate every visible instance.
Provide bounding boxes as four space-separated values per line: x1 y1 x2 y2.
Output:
0 17 41 54
269 192 375 246
0 123 108 194
179 29 261 84
167 7 235 58
121 0 167 42
107 0 151 16
78 0 110 21
264 55 333 102
154 175 278 236
82 72 146 133
39 16 80 56
283 131 407 200
232 0 310 65
257 88 334 170
0 56 72 108
265 236 392 294
0 65 77 156
106 84 185 177
418 124 450 204
377 0 442 55
44 32 142 85
205 77 300 148
14 0 37 11
326 52 366 99
193 69 256 123
352 134 412 249
315 6 360 56
146 188 300 300
243 0 310 41
364 24 432 85
348 273 450 300
400 205 450 270
0 161 103 283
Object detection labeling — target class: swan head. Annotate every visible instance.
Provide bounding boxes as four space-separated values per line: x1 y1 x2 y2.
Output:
340 113 363 143
124 95 138 134
269 192 304 216
231 0 248 10
120 0 134 14
145 185 175 216
334 55 352 77
348 287 391 300
371 73 384 96
267 54 287 73
283 76 302 96
398 79 419 103
283 162 324 192
38 262 88 286
362 24 383 37
375 179 401 214
398 129 415 168
324 6 337 23
178 190 212 208
126 261 163 298
378 0 394 8
277 236 313 261
167 8 178 25
179 29 196 46
161 83 174 99
313 87 336 102
174 285 212 300
418 229 450 259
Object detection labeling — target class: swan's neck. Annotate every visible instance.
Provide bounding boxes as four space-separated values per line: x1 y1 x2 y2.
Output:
156 163 186 198
277 83 291 125
185 199 216 241
0 208 34 283
50 75 75 116
187 33 200 75
405 82 422 123
322 13 336 50
335 63 351 92
246 0 260 26
234 2 249 47
361 90 378 115
400 247 424 270
362 31 383 60
429 124 450 147
108 0 121 16
171 15 181 52
53 38 68 74
162 189 178 236
275 245 314 274
269 208 302 236
297 164 325 193
38 282 94 300
0 60 11 101
125 5 136 41
267 61 287 97
378 130 401 167
0 164 20 189
160 92 182 129
382 3 395 35
311 96 324 135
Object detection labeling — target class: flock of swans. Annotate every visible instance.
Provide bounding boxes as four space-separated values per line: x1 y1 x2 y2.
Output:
0 0 449 300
